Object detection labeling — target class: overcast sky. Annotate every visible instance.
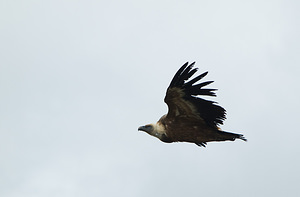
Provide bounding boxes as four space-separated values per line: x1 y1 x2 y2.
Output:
1 0 299 197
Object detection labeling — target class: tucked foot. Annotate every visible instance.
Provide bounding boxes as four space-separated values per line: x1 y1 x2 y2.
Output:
195 142 207 147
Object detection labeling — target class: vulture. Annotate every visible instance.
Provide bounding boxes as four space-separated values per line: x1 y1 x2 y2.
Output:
138 62 246 147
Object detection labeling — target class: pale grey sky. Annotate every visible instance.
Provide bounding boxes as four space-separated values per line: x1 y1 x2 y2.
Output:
1 0 299 197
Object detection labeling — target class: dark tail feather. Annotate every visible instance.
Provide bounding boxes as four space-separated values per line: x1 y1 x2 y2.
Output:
217 130 247 142
194 131 246 147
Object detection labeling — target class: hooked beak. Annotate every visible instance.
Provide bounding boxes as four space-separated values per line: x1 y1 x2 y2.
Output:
138 126 146 132
138 125 152 133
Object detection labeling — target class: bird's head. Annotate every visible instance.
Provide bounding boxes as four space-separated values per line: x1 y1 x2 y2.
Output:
138 124 154 134
138 122 167 141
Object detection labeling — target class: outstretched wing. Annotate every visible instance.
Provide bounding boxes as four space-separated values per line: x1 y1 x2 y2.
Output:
164 62 226 129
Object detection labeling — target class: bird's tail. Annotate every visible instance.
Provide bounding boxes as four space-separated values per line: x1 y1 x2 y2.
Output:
216 130 247 142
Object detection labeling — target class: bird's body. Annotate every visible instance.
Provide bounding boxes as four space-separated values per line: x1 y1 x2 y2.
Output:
138 62 246 147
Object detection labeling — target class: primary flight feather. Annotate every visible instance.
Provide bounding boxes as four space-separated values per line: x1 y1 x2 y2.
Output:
138 62 246 147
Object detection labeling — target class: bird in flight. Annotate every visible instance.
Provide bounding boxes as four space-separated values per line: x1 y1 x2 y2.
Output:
138 62 246 147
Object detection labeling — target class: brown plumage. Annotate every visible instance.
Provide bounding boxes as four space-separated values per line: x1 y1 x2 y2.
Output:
138 62 246 147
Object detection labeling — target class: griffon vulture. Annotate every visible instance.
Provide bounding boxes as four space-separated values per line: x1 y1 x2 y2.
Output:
138 62 246 147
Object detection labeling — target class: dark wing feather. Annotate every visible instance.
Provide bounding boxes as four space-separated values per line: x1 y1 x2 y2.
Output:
164 62 226 129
